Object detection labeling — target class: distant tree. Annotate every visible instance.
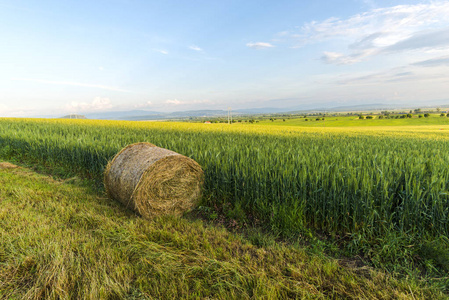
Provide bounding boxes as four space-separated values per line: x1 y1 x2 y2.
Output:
437 108 441 112
378 115 384 119
414 108 422 113
359 115 365 119
321 117 325 120
407 114 413 118
305 118 308 121
400 115 406 118
249 119 255 123
447 113 449 117
419 114 424 118
366 115 373 119
409 110 413 114
316 118 321 121
283 119 286 122
441 113 446 117
424 113 430 118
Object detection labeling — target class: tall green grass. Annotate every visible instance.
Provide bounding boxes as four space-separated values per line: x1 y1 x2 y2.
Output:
1 118 449 278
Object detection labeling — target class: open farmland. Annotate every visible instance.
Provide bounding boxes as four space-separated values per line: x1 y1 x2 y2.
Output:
1 118 449 293
250 113 449 127
2 162 443 299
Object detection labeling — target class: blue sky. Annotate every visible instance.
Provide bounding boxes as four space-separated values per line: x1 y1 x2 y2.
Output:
1 0 449 116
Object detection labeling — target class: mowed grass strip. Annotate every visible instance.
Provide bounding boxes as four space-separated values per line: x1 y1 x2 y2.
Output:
0 165 442 299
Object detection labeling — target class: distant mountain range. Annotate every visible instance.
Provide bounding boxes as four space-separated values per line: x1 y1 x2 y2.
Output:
80 103 396 120
62 102 448 120
85 109 234 120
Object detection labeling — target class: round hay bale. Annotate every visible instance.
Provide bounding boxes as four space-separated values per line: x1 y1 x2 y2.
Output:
0 162 19 169
104 142 204 218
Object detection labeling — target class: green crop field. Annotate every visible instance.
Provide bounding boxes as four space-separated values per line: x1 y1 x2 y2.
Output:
257 113 449 127
1 117 449 296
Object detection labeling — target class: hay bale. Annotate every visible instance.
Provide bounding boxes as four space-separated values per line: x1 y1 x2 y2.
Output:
0 162 19 169
104 142 204 218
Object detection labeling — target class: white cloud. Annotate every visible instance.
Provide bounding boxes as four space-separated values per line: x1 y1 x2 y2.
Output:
189 45 203 51
246 42 275 49
166 99 182 105
288 2 449 64
92 97 112 109
66 97 112 112
133 101 153 109
11 78 129 92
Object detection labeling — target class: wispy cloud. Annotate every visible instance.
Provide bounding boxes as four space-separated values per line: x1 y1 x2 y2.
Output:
412 55 449 67
189 45 203 51
246 42 275 49
336 67 413 85
11 78 129 92
287 2 449 64
335 60 449 86
321 50 376 65
382 27 449 53
153 49 168 55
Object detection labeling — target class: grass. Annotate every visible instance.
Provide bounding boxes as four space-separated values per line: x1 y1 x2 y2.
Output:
0 163 445 299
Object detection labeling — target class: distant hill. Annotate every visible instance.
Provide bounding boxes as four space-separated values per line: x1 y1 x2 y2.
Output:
60 114 87 119
85 110 161 120
85 109 242 121
235 107 289 114
126 110 232 121
56 102 449 121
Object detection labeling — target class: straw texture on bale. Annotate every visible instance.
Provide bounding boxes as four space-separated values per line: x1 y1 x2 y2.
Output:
0 162 19 169
104 142 204 218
